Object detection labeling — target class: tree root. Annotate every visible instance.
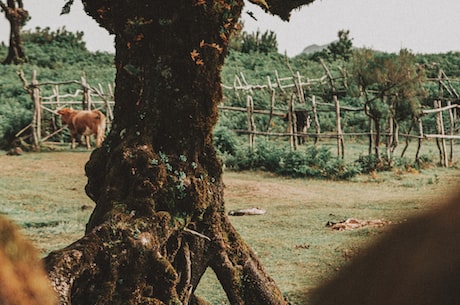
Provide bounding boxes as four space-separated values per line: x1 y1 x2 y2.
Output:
45 208 288 305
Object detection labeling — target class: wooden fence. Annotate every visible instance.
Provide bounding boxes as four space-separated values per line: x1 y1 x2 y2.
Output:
17 70 114 149
220 65 460 167
17 66 460 167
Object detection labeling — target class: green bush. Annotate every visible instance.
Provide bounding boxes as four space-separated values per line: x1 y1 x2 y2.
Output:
240 30 278 54
224 141 361 180
213 125 240 155
354 154 380 173
0 98 32 148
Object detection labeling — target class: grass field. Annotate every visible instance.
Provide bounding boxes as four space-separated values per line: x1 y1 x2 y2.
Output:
0 150 459 305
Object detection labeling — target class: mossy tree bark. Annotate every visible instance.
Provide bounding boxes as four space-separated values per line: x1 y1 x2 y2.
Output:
45 1 315 304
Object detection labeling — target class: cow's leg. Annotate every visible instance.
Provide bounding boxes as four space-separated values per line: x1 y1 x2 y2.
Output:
85 136 91 150
95 133 102 148
70 132 80 149
300 126 307 145
71 137 76 149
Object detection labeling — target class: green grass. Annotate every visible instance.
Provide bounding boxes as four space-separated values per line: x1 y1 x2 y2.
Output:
0 151 94 252
0 151 459 304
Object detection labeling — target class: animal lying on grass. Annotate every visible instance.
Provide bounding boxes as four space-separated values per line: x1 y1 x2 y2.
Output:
57 108 106 149
311 188 460 305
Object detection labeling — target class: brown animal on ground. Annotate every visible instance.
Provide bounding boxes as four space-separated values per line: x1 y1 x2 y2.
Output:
57 108 106 149
283 110 310 144
0 215 56 305
6 147 23 156
311 189 460 305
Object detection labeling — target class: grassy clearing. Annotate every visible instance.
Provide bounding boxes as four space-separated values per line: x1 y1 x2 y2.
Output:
0 151 94 252
0 150 459 304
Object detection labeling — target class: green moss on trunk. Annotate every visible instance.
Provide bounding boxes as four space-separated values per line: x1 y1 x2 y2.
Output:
44 1 314 304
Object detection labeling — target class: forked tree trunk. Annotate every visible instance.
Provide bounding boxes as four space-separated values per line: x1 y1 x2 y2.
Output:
44 1 318 304
0 0 28 65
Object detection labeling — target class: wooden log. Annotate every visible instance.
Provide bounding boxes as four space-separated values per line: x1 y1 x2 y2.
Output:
421 103 460 114
424 134 460 140
228 207 266 216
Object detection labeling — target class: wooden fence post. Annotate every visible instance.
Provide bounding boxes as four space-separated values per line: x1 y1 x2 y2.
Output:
311 95 321 145
246 95 256 150
287 93 297 150
266 76 276 132
31 70 41 150
333 95 344 158
434 100 448 167
386 100 394 161
295 71 306 104
415 117 423 163
321 59 344 158
447 100 455 162
81 73 91 110
52 84 62 141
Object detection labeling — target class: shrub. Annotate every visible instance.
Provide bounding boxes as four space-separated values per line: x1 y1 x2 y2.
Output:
0 98 32 149
213 125 240 155
224 141 361 180
240 30 278 54
354 154 381 173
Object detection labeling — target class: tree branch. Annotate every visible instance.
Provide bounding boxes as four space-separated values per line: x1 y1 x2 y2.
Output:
0 1 7 13
249 0 317 20
60 0 74 15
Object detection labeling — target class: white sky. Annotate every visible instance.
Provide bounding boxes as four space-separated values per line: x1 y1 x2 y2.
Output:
0 0 459 57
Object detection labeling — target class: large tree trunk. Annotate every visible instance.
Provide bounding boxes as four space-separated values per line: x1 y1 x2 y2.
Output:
0 0 28 65
44 1 319 304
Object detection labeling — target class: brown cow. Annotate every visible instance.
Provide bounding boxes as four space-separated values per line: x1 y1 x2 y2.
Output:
57 108 106 149
311 188 460 305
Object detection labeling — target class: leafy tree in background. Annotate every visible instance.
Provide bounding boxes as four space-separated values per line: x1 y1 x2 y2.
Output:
21 27 91 68
352 49 425 163
309 29 353 62
327 29 353 61
22 26 86 49
0 0 29 64
45 0 316 304
241 29 278 54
